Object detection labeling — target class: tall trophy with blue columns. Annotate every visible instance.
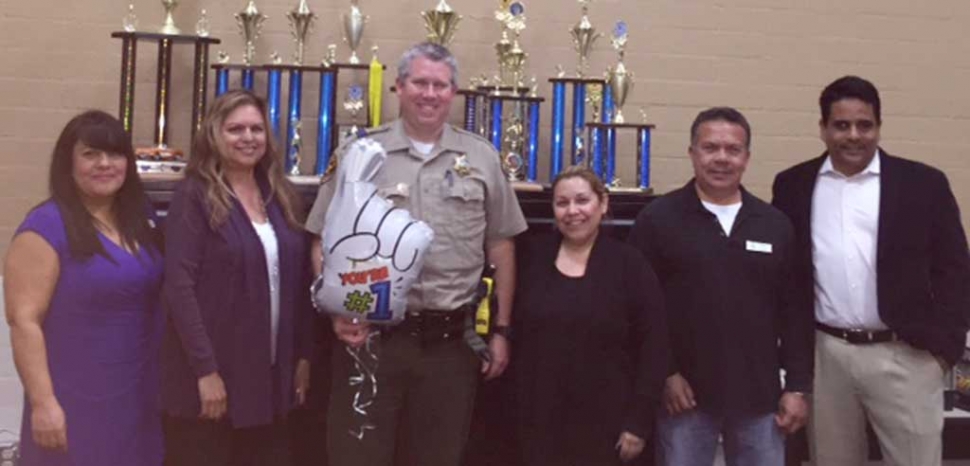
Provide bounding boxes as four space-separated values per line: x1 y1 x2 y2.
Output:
283 0 316 175
483 1 543 186
587 21 655 192
212 0 267 94
548 0 607 180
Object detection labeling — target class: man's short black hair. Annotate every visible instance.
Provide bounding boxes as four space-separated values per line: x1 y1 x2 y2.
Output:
819 75 881 125
690 106 752 149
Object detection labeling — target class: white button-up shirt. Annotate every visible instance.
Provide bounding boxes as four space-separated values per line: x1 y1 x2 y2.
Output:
811 151 886 330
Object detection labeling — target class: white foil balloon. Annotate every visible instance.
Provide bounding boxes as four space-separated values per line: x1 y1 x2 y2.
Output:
312 138 434 324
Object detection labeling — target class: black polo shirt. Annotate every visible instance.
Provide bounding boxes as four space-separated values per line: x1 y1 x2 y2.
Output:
628 181 813 416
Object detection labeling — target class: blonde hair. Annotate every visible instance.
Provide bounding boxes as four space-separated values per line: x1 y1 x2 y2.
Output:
551 165 608 202
187 90 303 229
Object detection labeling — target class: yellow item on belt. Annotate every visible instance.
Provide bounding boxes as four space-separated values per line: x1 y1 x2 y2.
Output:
475 277 494 336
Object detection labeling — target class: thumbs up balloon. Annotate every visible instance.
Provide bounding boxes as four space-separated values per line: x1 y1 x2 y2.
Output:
312 138 434 324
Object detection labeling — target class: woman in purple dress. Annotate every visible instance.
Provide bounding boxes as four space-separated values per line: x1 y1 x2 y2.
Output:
3 110 164 465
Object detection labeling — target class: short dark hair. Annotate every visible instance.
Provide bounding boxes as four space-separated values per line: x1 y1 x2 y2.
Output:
397 42 459 88
819 76 881 125
48 110 160 260
690 107 752 149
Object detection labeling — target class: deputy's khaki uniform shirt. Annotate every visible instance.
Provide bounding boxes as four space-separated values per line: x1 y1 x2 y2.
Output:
306 120 528 312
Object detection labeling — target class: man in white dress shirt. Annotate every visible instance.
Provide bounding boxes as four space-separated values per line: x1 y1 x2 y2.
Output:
772 75 970 466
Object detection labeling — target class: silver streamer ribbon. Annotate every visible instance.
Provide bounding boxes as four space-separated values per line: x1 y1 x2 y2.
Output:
346 330 381 440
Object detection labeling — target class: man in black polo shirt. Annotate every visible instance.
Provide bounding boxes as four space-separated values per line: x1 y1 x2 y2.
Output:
629 107 814 466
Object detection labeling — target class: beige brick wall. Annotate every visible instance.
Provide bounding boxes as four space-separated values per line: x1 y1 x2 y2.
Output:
2 0 969 258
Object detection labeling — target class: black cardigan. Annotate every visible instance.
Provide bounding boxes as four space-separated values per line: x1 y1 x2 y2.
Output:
513 232 668 451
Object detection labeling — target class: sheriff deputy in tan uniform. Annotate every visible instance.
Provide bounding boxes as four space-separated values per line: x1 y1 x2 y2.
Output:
305 42 527 466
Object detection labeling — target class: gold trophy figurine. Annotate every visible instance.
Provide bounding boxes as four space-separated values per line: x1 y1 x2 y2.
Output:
342 0 367 64
196 9 210 37
494 30 512 86
570 0 601 78
322 44 338 67
422 0 462 46
236 0 268 66
286 0 316 65
343 84 366 138
587 84 602 122
607 21 633 124
502 117 526 181
289 119 303 176
159 0 180 35
123 4 139 32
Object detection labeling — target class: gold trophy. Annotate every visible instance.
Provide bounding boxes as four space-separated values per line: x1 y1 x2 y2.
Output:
422 0 462 46
342 0 367 64
286 0 316 65
236 0 268 66
159 0 180 35
494 1 527 87
570 0 601 78
607 21 632 124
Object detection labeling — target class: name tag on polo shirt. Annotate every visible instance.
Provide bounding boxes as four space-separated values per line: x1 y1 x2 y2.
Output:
745 240 773 254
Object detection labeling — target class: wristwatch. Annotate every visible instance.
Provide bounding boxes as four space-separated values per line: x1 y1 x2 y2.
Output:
492 324 513 341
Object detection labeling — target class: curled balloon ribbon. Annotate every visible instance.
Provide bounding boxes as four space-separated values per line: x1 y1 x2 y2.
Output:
346 330 381 440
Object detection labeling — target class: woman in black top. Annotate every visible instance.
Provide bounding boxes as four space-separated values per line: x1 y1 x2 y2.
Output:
514 166 669 465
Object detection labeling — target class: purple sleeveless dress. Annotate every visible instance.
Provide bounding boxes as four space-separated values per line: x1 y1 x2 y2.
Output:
16 201 163 466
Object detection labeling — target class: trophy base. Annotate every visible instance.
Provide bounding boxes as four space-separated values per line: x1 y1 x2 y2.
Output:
287 174 324 186
136 160 186 176
510 181 543 192
607 186 653 195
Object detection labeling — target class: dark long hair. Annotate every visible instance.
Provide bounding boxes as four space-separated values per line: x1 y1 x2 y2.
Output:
186 89 304 229
48 110 160 260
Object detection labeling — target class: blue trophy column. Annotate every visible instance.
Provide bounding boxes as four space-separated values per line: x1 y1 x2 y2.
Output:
638 127 652 189
266 69 283 143
216 69 229 96
316 71 336 175
490 98 504 151
549 81 566 179
527 101 540 182
571 83 586 164
241 68 255 90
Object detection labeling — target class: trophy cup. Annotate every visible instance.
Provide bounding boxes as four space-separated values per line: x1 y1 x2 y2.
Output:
159 0 180 35
236 0 268 66
422 0 462 46
570 0 601 78
342 0 367 64
287 0 316 65
607 21 632 124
